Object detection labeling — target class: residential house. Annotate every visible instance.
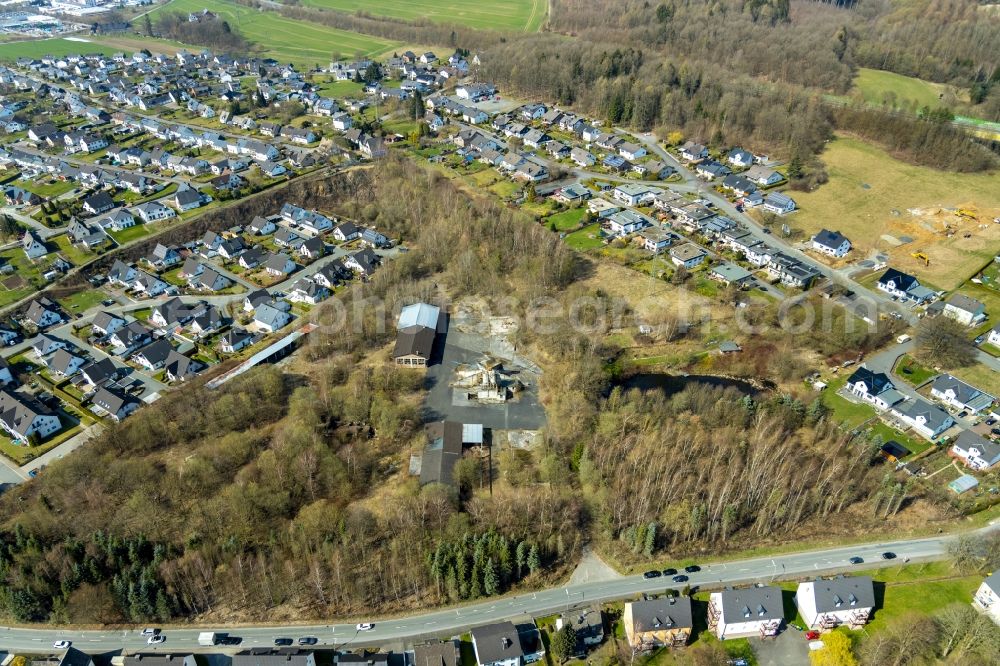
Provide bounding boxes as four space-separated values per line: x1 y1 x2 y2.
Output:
239 246 268 270
876 268 936 304
131 271 169 297
552 184 591 204
333 221 360 242
0 358 11 386
24 298 63 328
669 243 707 269
943 294 986 326
744 165 783 186
82 190 115 215
164 350 203 382
623 597 693 649
470 621 544 666
254 302 292 333
845 366 905 411
218 237 248 261
248 215 277 236
31 333 67 358
930 374 995 413
264 253 296 277
244 289 275 312
286 279 330 305
92 385 140 422
795 576 875 630
79 358 119 390
0 388 61 443
346 248 380 276
710 263 754 287
811 229 852 258
97 208 137 231
361 228 390 249
619 142 646 161
727 148 754 168
696 160 731 180
612 184 659 207
606 209 651 237
47 348 86 378
950 430 1000 472
132 200 176 223
709 586 783 640
312 261 348 289
233 649 316 666
22 231 48 260
891 398 956 440
132 339 174 371
220 328 254 354
570 147 595 168
194 267 231 292
973 572 1000 626
762 192 796 215
180 257 205 280
679 141 708 161
171 187 205 212
109 321 153 353
91 311 126 337
412 642 460 666
146 243 181 269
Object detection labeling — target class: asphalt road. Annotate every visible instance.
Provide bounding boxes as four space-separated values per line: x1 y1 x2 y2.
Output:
2 524 994 654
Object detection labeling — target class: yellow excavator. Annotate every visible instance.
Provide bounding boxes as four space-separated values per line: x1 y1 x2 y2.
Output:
956 209 978 221
911 252 930 266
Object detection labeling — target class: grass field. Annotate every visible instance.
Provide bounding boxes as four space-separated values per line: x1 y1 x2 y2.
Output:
545 207 587 232
564 223 605 250
299 0 547 31
790 136 1000 290
0 35 189 62
852 68 955 111
149 0 399 68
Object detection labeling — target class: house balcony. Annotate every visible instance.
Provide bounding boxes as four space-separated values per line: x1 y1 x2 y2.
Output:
759 621 781 638
817 615 839 629
707 602 721 630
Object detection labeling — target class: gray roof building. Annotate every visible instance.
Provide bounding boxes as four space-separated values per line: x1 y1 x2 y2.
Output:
810 575 875 613
717 585 783 623
470 621 524 666
411 641 459 666
627 597 694 632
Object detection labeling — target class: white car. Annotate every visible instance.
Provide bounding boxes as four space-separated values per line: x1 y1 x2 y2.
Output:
148 635 166 645
53 641 72 649
356 623 374 632
141 628 160 636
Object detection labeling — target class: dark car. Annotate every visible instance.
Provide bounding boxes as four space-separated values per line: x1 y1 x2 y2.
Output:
881 552 897 560
684 565 701 573
298 637 318 646
992 428 1000 436
672 574 689 583
662 568 677 576
642 570 662 579
849 556 864 565
274 638 293 646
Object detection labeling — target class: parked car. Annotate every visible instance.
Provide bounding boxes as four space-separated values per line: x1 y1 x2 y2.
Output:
958 411 969 418
298 637 318 646
806 631 820 640
356 623 374 631
642 570 662 579
274 638 293 646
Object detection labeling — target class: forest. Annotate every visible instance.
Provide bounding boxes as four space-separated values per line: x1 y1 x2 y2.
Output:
0 159 962 624
154 12 251 52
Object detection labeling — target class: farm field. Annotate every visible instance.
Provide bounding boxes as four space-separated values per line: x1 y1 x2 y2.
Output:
299 0 547 31
149 0 400 67
789 136 1000 290
0 36 188 62
851 68 956 111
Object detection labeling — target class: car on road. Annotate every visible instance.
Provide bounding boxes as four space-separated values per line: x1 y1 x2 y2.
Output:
662 568 677 576
148 635 165 645
297 637 318 646
849 556 864 564
274 638 293 646
958 411 968 418
53 641 71 649
642 570 662 579
141 628 160 636
356 623 374 631
28 468 39 478
102 299 116 307
684 565 701 573
672 574 689 583
881 551 897 560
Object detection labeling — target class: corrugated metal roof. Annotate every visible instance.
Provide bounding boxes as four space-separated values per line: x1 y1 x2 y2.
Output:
398 303 440 330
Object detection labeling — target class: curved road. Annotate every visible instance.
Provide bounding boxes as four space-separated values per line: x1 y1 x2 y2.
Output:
2 523 995 653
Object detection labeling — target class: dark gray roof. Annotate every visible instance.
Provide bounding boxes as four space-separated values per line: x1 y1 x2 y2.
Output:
136 338 173 366
809 575 875 612
945 293 984 314
718 586 783 622
931 374 991 404
412 642 459 666
628 597 694 632
471 621 524 665
812 228 849 250
420 421 464 486
898 398 953 432
394 325 435 361
234 649 315 666
846 366 893 395
80 357 118 384
93 385 137 415
124 655 194 666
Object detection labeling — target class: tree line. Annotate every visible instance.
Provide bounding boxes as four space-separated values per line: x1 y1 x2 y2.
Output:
155 12 250 53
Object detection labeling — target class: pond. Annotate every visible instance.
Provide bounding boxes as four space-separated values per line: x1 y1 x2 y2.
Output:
615 372 769 397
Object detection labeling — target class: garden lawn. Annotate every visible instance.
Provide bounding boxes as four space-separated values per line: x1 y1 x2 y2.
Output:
58 288 108 314
564 224 604 250
148 0 400 68
14 178 75 199
52 235 93 266
109 224 150 245
299 0 546 31
546 207 587 232
894 354 937 386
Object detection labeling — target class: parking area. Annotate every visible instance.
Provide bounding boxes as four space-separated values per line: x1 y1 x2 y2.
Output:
751 630 810 666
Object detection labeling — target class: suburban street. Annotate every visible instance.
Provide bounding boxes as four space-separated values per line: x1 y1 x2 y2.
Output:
0 522 995 653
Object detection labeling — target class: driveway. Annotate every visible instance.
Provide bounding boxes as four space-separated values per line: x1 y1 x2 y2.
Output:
422 327 546 431
751 630 810 666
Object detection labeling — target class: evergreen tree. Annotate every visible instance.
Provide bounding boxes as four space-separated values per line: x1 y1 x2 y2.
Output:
483 558 499 596
551 625 578 663
527 544 541 574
